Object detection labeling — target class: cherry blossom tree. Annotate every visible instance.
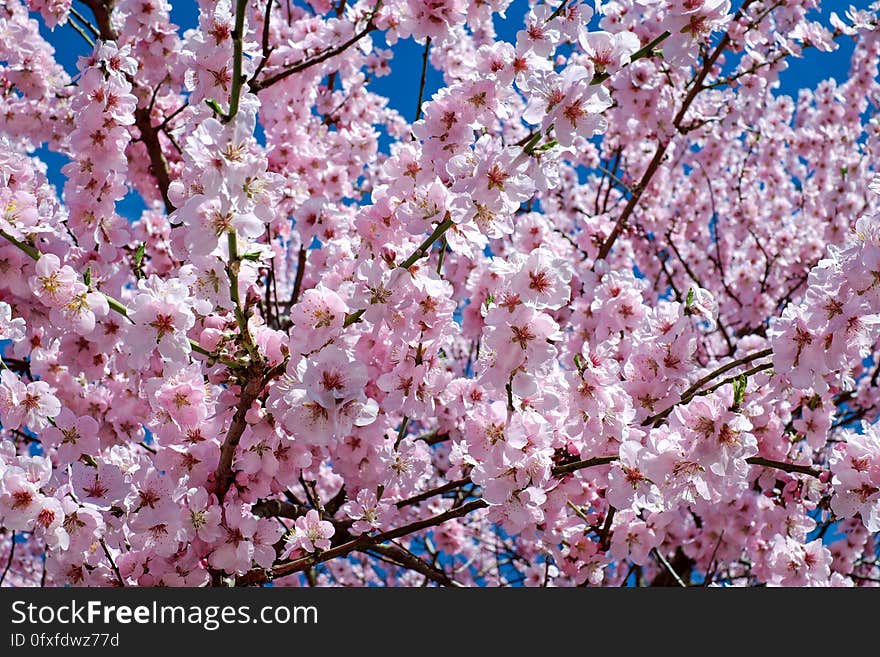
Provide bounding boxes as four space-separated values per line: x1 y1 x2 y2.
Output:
1 0 879 587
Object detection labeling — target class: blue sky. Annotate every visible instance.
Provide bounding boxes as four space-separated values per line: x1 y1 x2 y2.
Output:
30 0 865 218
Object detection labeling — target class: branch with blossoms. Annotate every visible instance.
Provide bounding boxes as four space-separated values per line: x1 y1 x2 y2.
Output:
237 447 823 585
248 0 384 92
597 0 762 262
80 0 175 213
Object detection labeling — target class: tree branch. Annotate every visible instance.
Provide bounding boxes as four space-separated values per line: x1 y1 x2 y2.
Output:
396 477 471 508
642 348 773 426
81 0 174 213
249 2 381 92
414 37 431 123
213 368 267 502
99 538 125 587
596 1 757 261
745 456 821 478
366 544 456 587
237 499 488 585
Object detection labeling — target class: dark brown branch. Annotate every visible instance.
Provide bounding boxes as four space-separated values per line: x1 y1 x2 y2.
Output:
596 144 668 261
252 498 308 519
415 429 450 445
252 0 275 82
396 477 471 508
213 369 267 502
596 1 757 261
80 0 115 37
289 246 307 307
157 101 188 130
235 447 823 585
745 456 821 478
551 454 618 477
366 544 456 587
400 454 621 511
642 348 773 426
653 548 688 587
237 499 488 585
414 37 431 123
250 2 380 92
135 108 174 213
99 538 125 587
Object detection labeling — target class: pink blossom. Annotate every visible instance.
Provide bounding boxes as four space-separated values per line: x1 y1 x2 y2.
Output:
343 489 393 535
40 408 100 465
283 509 335 555
0 370 60 431
0 301 26 342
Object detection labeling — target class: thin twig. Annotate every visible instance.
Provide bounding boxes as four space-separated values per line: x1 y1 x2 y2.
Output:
66 13 96 47
642 348 773 426
100 538 125 587
414 37 431 123
654 548 687 587
252 0 276 81
238 499 489 585
250 1 381 92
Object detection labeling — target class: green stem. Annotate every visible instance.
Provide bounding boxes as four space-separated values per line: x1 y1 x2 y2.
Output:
0 230 39 260
227 230 256 356
590 31 671 86
105 294 130 318
342 217 455 327
66 13 96 48
0 229 240 369
394 415 410 450
399 217 455 270
224 0 249 123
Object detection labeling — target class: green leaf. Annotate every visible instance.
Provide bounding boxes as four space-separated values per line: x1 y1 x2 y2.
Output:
534 139 558 152
522 132 543 154
134 242 145 267
205 98 225 118
132 242 147 279
732 374 747 410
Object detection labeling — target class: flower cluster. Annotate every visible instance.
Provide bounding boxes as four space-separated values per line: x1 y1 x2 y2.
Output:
62 42 137 258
